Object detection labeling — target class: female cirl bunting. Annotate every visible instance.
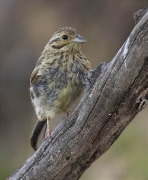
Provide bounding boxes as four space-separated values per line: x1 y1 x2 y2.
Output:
30 27 91 151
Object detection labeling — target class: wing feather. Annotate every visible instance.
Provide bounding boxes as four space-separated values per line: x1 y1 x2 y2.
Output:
30 68 40 84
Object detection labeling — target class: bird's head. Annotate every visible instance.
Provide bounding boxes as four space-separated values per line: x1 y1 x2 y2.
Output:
46 27 86 53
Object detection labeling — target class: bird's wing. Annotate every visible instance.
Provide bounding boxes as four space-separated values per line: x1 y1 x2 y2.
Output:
30 67 40 85
30 53 55 85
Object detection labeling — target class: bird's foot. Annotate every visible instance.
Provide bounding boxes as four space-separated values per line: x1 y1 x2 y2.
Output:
66 110 71 116
43 130 51 141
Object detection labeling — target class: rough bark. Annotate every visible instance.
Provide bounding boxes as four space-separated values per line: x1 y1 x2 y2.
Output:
8 8 148 180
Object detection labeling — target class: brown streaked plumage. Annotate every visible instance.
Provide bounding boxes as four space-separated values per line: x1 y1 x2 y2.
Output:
30 27 91 151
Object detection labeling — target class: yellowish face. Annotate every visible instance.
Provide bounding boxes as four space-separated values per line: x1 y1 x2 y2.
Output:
49 27 86 52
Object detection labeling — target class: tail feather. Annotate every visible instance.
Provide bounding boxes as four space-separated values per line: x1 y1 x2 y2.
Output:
30 120 47 151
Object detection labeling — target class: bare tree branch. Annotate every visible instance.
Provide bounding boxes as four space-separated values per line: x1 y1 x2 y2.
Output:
8 8 148 180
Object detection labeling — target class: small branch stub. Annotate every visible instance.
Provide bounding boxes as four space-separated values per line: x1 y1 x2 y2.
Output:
134 7 148 24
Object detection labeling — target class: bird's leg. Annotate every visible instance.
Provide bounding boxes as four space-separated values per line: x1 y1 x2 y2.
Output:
47 117 51 136
61 111 71 121
44 117 51 140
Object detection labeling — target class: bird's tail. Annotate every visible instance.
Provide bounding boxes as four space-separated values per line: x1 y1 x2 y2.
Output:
30 120 47 151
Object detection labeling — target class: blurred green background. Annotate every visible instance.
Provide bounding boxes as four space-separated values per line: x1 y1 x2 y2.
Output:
0 1 148 180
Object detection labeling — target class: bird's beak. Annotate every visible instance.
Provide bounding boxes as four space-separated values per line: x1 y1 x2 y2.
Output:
72 35 86 44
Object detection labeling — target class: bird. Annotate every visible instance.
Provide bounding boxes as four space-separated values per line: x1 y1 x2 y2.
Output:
30 27 91 151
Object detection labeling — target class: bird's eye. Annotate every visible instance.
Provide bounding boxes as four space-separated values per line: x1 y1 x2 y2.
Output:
62 35 68 40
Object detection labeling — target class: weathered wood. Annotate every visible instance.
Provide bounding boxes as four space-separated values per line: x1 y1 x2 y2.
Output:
8 8 148 180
